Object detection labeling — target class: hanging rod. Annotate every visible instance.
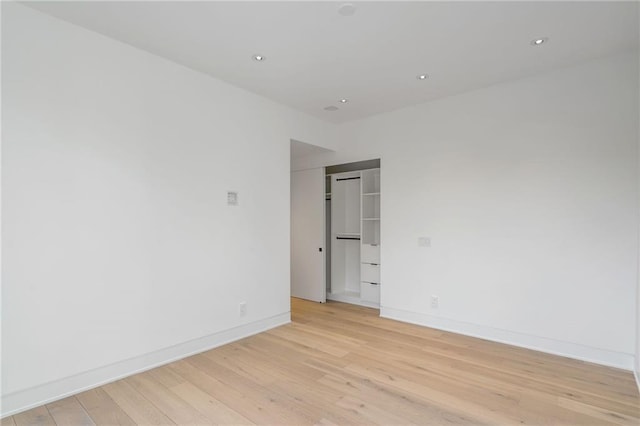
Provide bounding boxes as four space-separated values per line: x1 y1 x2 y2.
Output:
336 177 361 181
336 236 360 240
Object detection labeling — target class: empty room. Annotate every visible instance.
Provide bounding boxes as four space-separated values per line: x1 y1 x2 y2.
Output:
2 1 639 425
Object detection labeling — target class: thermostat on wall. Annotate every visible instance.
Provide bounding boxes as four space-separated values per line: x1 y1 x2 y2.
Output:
227 191 238 206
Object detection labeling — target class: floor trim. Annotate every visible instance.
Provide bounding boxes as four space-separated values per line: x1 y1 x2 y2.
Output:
635 367 640 393
1 312 290 418
327 292 380 309
380 306 633 371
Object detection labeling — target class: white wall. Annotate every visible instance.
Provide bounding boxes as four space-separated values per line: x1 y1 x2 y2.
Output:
637 47 640 388
1 3 336 415
296 51 639 369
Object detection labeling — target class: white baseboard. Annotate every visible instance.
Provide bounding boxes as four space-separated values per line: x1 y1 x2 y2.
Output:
634 367 640 394
1 312 290 418
380 306 634 371
327 292 379 309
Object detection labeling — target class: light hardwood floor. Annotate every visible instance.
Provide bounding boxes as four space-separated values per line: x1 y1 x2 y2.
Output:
3 298 639 425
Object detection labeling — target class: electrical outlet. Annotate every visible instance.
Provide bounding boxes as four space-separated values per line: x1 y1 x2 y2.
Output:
431 295 439 309
418 237 431 247
239 302 247 316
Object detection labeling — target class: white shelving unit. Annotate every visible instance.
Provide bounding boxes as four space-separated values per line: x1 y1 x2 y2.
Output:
360 169 381 305
327 168 380 308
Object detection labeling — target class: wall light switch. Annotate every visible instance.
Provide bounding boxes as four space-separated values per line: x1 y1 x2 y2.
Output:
418 237 431 247
431 295 439 309
227 191 238 206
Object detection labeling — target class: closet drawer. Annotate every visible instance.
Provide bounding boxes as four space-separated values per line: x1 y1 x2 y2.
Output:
361 282 380 304
361 244 380 264
361 263 380 283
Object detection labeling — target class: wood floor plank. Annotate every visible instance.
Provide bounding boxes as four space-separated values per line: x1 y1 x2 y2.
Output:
0 416 17 426
169 359 306 425
317 372 484 425
187 354 316 424
125 371 212 425
102 380 175 425
7 298 639 425
556 396 640 426
334 394 415 425
75 387 136 426
12 405 56 426
347 347 620 425
344 360 523 425
265 373 378 425
167 359 271 422
167 381 254 425
46 396 95 426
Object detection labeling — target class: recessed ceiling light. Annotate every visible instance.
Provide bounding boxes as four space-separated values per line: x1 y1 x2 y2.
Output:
252 54 266 62
324 106 339 111
338 3 356 16
530 37 548 46
416 74 429 80
339 99 348 103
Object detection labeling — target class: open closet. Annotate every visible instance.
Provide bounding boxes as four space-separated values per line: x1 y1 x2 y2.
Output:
325 161 380 308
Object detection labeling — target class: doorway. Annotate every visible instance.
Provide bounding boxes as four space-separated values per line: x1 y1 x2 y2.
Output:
290 144 381 309
325 159 381 308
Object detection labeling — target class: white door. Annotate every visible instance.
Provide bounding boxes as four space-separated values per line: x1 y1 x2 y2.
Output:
291 168 325 302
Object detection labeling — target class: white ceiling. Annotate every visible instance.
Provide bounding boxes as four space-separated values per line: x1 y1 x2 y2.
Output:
26 1 639 124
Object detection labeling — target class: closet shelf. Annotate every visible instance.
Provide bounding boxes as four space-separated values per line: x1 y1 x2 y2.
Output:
362 192 380 196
